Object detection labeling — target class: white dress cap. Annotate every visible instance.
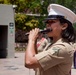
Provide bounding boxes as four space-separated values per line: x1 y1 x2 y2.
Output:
47 4 76 24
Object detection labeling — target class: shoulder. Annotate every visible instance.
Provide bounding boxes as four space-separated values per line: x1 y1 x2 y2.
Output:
48 39 74 56
53 38 74 49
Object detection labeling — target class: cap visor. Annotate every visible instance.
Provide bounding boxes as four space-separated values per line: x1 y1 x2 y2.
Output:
44 17 57 23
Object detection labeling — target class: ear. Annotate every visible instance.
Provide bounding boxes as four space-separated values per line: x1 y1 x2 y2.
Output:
61 23 68 30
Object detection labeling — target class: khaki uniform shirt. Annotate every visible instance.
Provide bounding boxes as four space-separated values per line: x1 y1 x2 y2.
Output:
35 38 74 75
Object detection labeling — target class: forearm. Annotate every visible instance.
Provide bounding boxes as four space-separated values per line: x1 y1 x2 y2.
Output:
25 28 40 68
25 40 37 63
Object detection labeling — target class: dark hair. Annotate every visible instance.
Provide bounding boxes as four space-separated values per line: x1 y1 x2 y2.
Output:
59 18 76 43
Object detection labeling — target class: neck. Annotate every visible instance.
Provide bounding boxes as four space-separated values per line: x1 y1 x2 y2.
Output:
52 36 61 43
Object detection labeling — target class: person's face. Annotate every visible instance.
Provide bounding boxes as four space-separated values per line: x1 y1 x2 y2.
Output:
38 33 43 39
45 19 67 38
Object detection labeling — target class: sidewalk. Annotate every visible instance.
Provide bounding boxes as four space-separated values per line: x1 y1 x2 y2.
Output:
0 52 35 75
0 52 76 75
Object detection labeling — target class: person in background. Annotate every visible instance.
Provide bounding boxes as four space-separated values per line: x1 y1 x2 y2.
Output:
25 4 76 75
37 32 50 53
73 43 76 69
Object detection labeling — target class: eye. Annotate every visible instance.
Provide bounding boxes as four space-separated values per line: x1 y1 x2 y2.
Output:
46 20 57 25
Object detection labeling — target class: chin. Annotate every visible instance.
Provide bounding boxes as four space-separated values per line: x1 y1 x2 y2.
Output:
47 35 52 37
47 33 52 37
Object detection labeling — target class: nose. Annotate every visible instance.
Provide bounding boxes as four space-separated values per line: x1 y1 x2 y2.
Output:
46 23 51 27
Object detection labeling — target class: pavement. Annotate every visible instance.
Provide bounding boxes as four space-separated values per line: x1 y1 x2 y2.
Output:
0 52 76 75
